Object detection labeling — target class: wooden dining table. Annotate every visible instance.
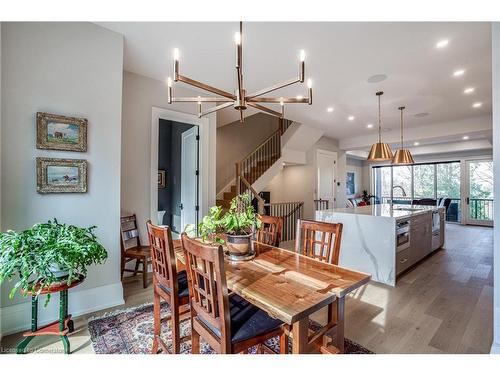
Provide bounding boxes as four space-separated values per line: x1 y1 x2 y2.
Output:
172 239 370 354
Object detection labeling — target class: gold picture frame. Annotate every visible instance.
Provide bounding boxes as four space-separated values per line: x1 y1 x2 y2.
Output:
36 157 88 194
36 112 88 152
158 170 166 188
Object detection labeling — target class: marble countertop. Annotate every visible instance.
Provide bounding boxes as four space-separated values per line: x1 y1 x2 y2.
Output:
317 204 442 219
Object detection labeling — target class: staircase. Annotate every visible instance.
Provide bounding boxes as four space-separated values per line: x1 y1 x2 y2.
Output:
216 119 292 212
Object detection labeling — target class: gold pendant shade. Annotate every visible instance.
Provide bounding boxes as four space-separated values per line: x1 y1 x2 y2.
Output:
367 91 393 162
392 149 415 165
392 106 415 165
368 142 394 161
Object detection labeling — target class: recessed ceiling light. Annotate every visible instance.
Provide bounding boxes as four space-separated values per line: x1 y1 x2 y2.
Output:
414 112 429 118
436 39 449 49
472 102 482 108
462 135 470 140
326 107 334 113
464 87 475 94
366 123 373 129
413 142 420 146
453 69 465 77
348 116 355 121
367 74 388 83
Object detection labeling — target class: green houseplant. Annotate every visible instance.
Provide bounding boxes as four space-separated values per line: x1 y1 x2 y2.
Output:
0 219 108 305
199 193 261 256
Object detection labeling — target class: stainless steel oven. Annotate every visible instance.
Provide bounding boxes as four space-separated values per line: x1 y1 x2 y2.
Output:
396 220 410 251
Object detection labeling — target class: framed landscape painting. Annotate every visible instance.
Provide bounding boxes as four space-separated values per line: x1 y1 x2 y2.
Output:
36 112 87 152
36 157 87 193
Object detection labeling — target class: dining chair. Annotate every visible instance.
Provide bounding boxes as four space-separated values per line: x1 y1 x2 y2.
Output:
181 233 288 354
295 219 343 265
120 214 152 288
256 215 283 247
293 219 343 354
147 221 191 354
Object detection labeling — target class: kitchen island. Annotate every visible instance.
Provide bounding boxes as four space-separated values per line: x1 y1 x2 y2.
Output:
316 204 445 286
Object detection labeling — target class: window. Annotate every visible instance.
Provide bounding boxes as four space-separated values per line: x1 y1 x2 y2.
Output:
413 164 435 198
372 161 461 222
392 166 412 202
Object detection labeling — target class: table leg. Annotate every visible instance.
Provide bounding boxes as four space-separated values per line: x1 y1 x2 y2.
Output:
291 318 309 354
59 289 71 354
60 335 70 354
16 295 38 354
335 296 345 353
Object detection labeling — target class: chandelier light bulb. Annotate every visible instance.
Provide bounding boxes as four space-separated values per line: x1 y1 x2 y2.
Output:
234 32 241 45
300 50 306 62
167 77 172 87
307 79 313 89
280 98 284 106
197 96 202 105
173 48 180 61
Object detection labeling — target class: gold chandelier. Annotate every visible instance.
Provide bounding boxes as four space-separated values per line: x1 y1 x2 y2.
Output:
392 106 415 165
367 91 393 162
167 22 312 122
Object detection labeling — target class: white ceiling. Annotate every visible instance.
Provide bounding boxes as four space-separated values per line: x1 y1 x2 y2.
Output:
98 22 492 145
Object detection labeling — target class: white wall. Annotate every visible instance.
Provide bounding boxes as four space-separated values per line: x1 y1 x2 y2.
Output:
0 23 124 332
265 136 347 219
491 22 500 354
121 71 216 244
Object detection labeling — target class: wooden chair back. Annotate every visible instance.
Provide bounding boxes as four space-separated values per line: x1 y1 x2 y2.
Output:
147 221 178 293
256 215 283 247
120 214 142 253
295 219 343 265
314 199 329 211
181 233 231 348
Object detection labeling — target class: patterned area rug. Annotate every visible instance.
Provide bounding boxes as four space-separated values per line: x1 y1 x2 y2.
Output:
88 303 373 354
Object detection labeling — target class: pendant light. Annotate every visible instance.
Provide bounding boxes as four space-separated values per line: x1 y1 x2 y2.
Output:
367 91 393 162
392 106 415 165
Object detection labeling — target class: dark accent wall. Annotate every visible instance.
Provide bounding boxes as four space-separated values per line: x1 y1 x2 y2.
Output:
158 119 195 231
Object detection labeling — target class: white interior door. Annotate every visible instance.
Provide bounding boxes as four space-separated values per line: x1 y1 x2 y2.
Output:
316 150 337 207
181 127 199 232
465 159 494 226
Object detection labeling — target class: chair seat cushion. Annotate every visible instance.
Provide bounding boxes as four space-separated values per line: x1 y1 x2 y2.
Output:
199 294 283 344
158 270 189 298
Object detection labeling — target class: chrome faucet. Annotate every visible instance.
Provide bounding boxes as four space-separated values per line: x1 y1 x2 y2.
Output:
392 185 407 197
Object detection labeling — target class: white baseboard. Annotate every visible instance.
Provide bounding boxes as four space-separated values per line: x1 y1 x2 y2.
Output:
0 281 124 336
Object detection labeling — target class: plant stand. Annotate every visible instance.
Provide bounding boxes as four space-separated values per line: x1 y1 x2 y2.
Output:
16 275 85 354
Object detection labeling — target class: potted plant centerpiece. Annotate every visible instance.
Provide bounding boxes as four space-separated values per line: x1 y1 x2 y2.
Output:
0 219 107 306
360 190 375 206
199 193 261 258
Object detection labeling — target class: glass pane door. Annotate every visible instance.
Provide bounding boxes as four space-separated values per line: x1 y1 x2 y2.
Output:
466 160 494 225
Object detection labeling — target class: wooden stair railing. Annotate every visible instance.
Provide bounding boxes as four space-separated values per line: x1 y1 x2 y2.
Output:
217 118 294 212
263 202 304 242
236 128 281 194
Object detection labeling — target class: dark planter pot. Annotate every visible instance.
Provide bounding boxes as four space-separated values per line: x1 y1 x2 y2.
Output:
225 233 253 256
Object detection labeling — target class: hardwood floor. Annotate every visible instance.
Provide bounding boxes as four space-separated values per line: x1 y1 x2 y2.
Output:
0 224 493 354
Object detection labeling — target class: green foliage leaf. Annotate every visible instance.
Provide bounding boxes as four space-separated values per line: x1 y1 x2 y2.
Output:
0 219 108 305
198 193 261 240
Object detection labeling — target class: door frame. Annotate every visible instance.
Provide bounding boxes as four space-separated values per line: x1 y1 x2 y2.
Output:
464 158 494 226
150 107 216 226
315 149 337 207
180 126 200 231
